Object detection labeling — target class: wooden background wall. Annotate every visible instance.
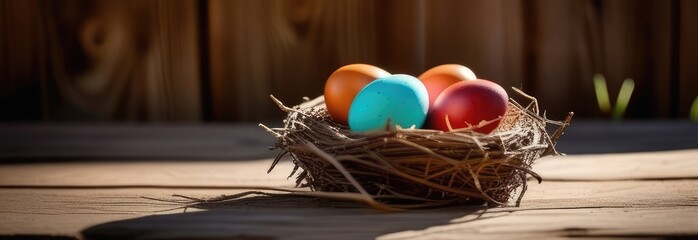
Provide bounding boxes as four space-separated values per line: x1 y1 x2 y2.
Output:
1 0 696 122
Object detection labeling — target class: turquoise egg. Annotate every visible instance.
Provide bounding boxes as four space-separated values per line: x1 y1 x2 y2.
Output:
348 74 429 132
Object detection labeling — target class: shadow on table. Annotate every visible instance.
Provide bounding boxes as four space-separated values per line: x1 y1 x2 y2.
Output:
81 195 486 240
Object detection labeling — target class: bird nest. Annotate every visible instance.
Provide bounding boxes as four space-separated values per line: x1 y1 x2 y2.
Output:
260 88 573 210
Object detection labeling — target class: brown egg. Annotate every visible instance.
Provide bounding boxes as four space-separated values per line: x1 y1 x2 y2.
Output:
324 64 390 125
419 64 477 109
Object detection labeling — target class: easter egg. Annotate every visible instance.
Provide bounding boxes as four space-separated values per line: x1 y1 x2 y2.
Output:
428 79 508 134
419 64 477 109
348 74 429 132
324 64 390 125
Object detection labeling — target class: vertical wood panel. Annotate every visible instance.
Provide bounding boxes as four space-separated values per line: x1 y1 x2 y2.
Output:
599 0 673 118
679 0 698 118
2 0 696 121
528 0 675 119
533 0 584 119
147 0 202 121
374 0 423 75
524 0 596 118
0 0 46 120
1 0 201 121
646 0 673 118
208 0 380 121
422 0 524 90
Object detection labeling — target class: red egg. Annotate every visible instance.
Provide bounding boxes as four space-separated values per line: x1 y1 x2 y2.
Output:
428 79 508 134
324 64 390 125
419 64 477 109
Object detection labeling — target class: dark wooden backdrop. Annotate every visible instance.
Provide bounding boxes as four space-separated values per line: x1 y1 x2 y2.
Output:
1 0 696 122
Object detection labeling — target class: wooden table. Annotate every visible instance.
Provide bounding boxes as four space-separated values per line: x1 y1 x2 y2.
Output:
0 122 697 239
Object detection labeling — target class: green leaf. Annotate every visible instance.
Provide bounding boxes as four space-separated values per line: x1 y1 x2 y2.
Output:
611 78 634 121
593 73 611 114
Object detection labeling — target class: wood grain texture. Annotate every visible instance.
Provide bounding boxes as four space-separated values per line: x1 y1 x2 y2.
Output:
374 0 423 74
0 0 201 121
529 0 587 119
0 0 46 120
602 0 696 119
0 124 278 161
679 0 698 118
194 0 698 120
208 0 381 121
2 0 697 121
0 149 696 239
524 0 678 119
534 149 698 181
0 188 254 237
1 150 696 187
417 0 525 94
385 187 698 239
0 160 296 187
384 207 698 239
0 121 695 162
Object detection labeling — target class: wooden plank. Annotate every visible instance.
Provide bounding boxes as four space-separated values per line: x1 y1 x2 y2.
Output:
374 0 422 74
2 121 695 161
387 180 698 239
0 0 45 120
0 188 255 237
81 202 479 240
384 207 698 239
2 148 696 187
0 159 296 236
0 124 277 161
0 160 295 187
0 0 201 121
527 0 589 119
679 0 698 118
554 120 698 154
0 150 695 239
42 0 203 121
534 149 698 181
145 0 203 121
595 0 674 119
207 0 382 121
2 1 695 122
0 179 688 239
516 0 681 119
518 179 698 210
421 0 525 91
1 180 694 239
72 180 698 239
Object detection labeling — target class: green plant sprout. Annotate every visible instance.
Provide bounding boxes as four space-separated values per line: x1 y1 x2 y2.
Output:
593 73 635 121
690 96 698 122
593 74 612 113
613 78 635 119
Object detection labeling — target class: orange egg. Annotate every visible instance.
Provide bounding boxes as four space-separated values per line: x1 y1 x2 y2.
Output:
419 64 477 109
324 64 390 125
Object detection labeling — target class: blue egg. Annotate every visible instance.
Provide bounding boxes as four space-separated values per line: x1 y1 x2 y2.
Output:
348 74 429 132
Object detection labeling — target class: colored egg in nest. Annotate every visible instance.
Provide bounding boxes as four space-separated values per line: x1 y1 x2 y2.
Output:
348 74 429 132
428 79 508 134
324 64 390 125
419 64 477 109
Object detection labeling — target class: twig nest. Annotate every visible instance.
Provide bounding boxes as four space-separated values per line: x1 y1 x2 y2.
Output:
262 89 572 209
